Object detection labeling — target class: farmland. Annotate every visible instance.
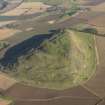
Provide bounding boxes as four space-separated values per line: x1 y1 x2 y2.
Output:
0 0 105 105
0 2 50 16
0 72 16 91
0 28 20 40
0 98 12 105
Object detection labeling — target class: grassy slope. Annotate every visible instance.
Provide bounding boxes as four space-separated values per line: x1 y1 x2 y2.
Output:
7 30 96 89
68 30 96 84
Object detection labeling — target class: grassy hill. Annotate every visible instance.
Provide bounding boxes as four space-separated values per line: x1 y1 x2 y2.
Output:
6 29 96 90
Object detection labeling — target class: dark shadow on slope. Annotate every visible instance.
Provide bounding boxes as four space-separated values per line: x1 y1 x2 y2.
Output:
0 33 55 68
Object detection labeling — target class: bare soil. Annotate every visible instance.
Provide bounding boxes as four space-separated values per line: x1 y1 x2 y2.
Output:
1 2 50 16
0 99 11 105
83 35 105 98
0 72 16 90
3 83 99 105
0 28 20 40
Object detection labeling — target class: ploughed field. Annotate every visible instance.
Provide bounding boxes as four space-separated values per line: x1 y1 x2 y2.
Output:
0 2 50 16
1 0 105 105
0 98 12 105
4 83 99 105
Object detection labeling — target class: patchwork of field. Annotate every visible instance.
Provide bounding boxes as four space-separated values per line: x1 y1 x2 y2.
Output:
0 72 16 90
4 83 99 105
87 14 105 34
0 2 50 16
77 0 105 6
88 15 105 27
83 35 105 98
76 0 105 35
90 2 105 12
0 28 21 41
77 0 89 5
0 98 11 105
0 0 23 13
0 20 16 27
5 29 104 105
0 0 105 105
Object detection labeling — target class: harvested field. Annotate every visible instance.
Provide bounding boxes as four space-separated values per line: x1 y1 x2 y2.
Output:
3 83 100 105
92 26 105 34
84 0 105 6
90 2 105 12
0 98 11 105
0 72 16 91
0 20 16 27
0 1 105 105
1 9 28 16
1 2 50 16
77 0 105 6
0 0 23 13
48 20 56 24
77 0 89 5
88 15 105 27
87 14 105 34
0 28 20 41
4 83 99 100
99 99 105 105
14 97 99 105
25 27 34 31
83 36 105 98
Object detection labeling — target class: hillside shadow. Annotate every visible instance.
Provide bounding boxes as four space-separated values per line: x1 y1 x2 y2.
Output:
0 33 55 68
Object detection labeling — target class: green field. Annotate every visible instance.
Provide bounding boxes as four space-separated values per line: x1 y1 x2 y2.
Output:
6 29 96 90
